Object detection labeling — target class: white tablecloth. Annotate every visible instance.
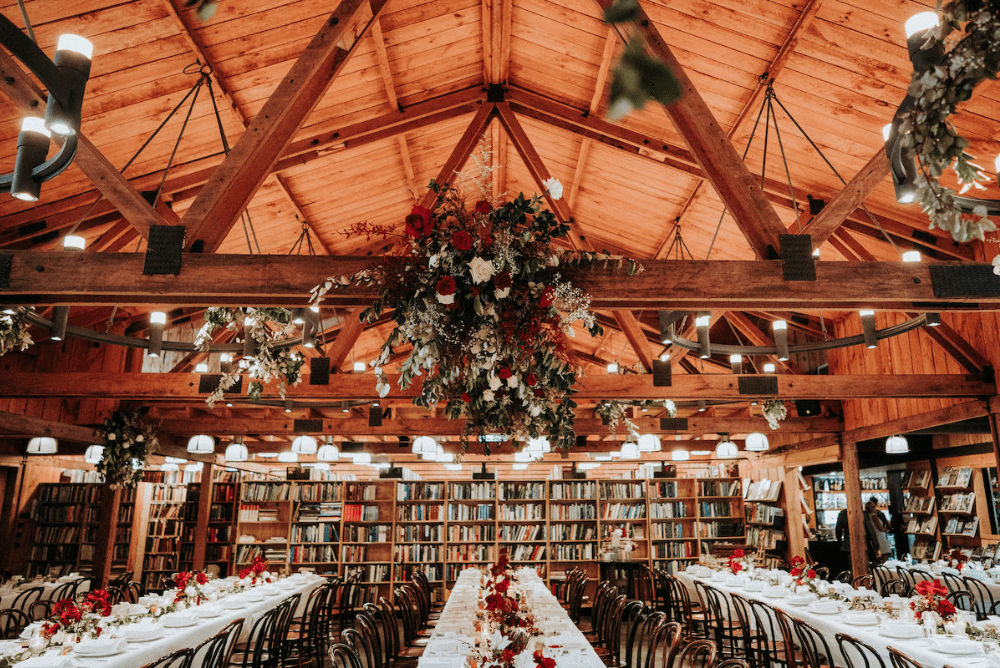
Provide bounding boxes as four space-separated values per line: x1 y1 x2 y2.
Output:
0 577 86 609
418 568 603 668
676 572 994 668
56 574 324 668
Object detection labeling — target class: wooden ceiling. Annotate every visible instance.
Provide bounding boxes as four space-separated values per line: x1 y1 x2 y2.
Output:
1 0 999 463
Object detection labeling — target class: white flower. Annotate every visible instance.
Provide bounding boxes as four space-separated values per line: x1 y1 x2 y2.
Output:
483 390 494 402
429 254 439 268
489 630 511 651
108 433 116 441
436 292 455 305
376 380 390 398
549 254 560 267
495 287 510 299
488 375 503 391
542 177 563 200
184 586 197 598
992 254 1000 276
136 435 144 442
467 257 495 284
506 374 518 388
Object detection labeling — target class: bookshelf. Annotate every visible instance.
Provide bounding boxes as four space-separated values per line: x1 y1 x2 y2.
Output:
394 482 443 587
902 468 941 561
235 481 292 568
937 467 980 543
290 481 342 575
141 483 186 591
27 483 101 577
445 482 497 586
697 478 745 555
341 481 394 597
744 478 786 569
649 478 697 574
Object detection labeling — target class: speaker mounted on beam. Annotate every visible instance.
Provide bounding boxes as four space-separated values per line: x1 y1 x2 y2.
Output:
779 234 816 281
143 225 186 276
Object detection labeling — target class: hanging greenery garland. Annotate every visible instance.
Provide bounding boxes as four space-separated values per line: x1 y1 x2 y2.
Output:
0 308 32 357
595 399 677 436
97 409 158 489
761 399 787 431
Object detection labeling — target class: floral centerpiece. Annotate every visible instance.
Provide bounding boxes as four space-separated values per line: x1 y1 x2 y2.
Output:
0 308 32 358
41 590 113 641
96 409 157 489
911 579 956 628
596 399 676 436
727 548 751 575
762 399 787 431
238 556 273 586
947 548 969 571
172 570 210 606
788 556 819 591
311 177 640 452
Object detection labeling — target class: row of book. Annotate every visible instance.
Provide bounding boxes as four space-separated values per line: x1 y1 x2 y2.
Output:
397 504 443 521
241 482 291 502
393 544 441 562
603 503 646 520
650 502 690 519
549 523 595 541
745 502 785 525
145 536 179 553
700 480 741 496
343 504 380 522
499 503 545 520
32 504 84 523
448 525 495 542
294 482 342 501
746 526 785 550
397 524 441 542
296 502 341 522
499 524 544 542
36 485 100 504
343 524 391 542
651 523 686 539
291 523 340 544
601 482 645 499
346 564 389 582
499 482 545 500
449 483 496 500
290 545 338 563
238 504 281 522
149 485 187 503
506 544 546 561
550 543 595 560
699 501 739 518
550 503 596 520
549 482 596 500
653 541 696 558
447 504 494 521
397 483 444 501
697 522 743 538
33 525 79 544
447 545 496 561
345 484 379 501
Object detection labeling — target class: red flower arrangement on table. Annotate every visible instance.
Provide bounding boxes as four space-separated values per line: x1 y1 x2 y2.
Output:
474 550 556 668
41 590 113 640
911 579 956 625
310 177 640 453
789 556 817 583
238 556 273 586
948 548 969 571
727 548 748 575
172 570 210 606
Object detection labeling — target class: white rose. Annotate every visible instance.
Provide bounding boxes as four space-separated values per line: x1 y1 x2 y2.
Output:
136 435 144 442
483 390 495 402
549 254 560 267
467 257 495 284
488 375 502 391
506 374 518 388
185 586 197 598
542 177 563 200
108 433 116 441
436 293 455 305
494 287 510 299
429 254 439 268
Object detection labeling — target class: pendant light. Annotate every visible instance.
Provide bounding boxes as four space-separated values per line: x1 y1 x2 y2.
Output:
317 438 340 462
638 434 662 453
885 435 909 454
620 441 641 460
412 436 436 455
225 438 248 462
745 432 769 452
715 439 739 459
187 434 215 454
84 444 103 463
291 435 318 455
26 437 57 454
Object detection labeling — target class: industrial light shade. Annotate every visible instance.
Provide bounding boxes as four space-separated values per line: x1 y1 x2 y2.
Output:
26 437 58 454
716 440 739 459
278 451 298 463
620 441 641 460
905 11 939 38
773 320 790 361
527 437 551 454
352 452 371 465
225 442 248 462
291 435 318 455
671 449 690 461
186 434 215 454
745 432 769 452
84 444 103 463
412 436 437 454
885 434 909 454
317 443 340 462
637 434 661 453
859 310 878 349
434 447 455 463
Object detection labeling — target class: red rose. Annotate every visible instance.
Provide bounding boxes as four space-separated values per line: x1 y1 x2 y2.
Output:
494 271 512 289
461 392 471 402
791 556 804 566
525 373 538 386
404 205 433 238
733 548 745 559
495 578 509 593
452 230 473 250
436 275 457 296
253 560 267 575
938 599 956 617
539 286 555 307
239 567 251 579
475 200 492 214
533 388 544 397
806 569 817 579
501 649 515 663
480 229 493 248
498 367 512 380
196 572 208 585
790 567 802 577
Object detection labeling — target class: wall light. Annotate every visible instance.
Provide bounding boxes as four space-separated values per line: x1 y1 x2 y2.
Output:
63 235 85 251
763 363 776 373
729 354 742 374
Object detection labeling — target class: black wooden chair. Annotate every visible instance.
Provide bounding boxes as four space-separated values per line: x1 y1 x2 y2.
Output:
139 648 193 668
193 618 244 668
837 632 887 668
887 647 926 668
671 639 717 668
329 644 363 668
10 587 43 614
792 616 836 668
964 576 995 620
0 608 30 640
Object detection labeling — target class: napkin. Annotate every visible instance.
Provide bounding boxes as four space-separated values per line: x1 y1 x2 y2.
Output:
17 652 71 668
162 610 200 627
925 636 980 655
120 618 162 641
74 637 128 656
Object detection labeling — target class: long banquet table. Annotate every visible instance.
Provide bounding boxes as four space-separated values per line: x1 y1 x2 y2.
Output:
6 574 323 668
676 571 994 668
417 568 603 668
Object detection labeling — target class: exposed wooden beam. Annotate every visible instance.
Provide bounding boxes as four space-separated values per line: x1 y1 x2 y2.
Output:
419 103 495 210
909 316 990 375
325 308 368 369
1 372 990 401
0 49 167 239
801 150 891 246
6 252 997 311
0 410 100 443
182 0 390 253
152 414 843 437
595 0 787 258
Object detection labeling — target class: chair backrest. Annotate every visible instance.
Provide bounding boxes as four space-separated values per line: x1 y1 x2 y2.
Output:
880 579 908 596
0 608 30 640
125 581 143 603
663 575 696 631
393 586 419 646
793 616 837 668
647 620 682 668
592 582 618 644
748 599 790 668
27 599 51 622
47 582 74 601
699 584 733 647
373 599 400 665
964 576 995 620
568 575 589 623
272 594 301 666
834 570 853 584
193 618 245 668
771 606 802 668
602 594 631 661
671 638 717 668
105 586 127 604
636 566 656 605
329 643 364 668
139 648 193 668
895 566 916 592
852 574 874 590
232 600 285 668
624 608 664 668
939 572 967 595
837 632 887 668
74 578 91 596
871 566 891 593
729 593 761 662
347 611 382 668
715 661 750 668
948 590 975 613
814 566 830 581
887 646 926 668
11 587 43 613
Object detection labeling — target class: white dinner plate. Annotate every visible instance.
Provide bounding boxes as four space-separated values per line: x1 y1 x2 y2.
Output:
929 637 981 656
880 625 924 639
842 613 878 626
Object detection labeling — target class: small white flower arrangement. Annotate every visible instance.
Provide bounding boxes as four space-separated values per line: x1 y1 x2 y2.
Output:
0 308 33 358
762 399 787 431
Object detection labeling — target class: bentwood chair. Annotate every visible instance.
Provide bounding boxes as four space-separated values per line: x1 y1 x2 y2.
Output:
852 575 874 590
964 576 996 620
792 616 836 668
623 607 664 668
228 601 286 668
0 608 30 640
664 576 707 639
748 599 795 668
833 571 852 584
895 567 917 594
671 639 717 668
887 647 927 668
947 590 976 614
47 581 75 602
717 661 752 668
836 632 887 668
701 584 742 660
343 616 380 668
140 648 193 668
938 572 968 596
10 587 43 614
870 566 892 594
880 580 908 596
284 584 331 668
730 592 766 668
329 644 364 668
193 618 245 668
27 599 51 622
648 621 683 668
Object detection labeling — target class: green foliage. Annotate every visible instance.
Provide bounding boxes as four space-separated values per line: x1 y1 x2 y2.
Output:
97 409 157 489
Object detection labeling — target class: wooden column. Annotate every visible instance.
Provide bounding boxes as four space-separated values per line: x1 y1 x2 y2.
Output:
192 463 215 571
841 438 869 578
988 397 1000 476
91 486 121 589
783 466 807 561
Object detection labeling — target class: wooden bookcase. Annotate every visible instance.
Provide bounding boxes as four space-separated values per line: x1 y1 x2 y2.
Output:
140 483 186 590
696 477 746 555
235 481 292 568
27 483 101 577
290 481 342 575
902 468 940 561
649 478 698 574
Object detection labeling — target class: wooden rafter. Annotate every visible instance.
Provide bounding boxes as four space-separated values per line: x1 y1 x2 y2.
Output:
325 309 369 370
5 252 996 311
419 103 496 210
182 0 390 253
801 150 892 246
2 372 990 401
911 316 989 374
594 0 787 259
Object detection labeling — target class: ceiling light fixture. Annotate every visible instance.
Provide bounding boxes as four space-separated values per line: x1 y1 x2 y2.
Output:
859 310 878 349
187 434 214 454
84 445 103 464
225 440 248 462
715 438 738 459
671 449 690 461
148 311 166 357
291 435 318 455
745 432 769 452
885 434 909 454
26 436 58 454
277 451 298 463
696 314 711 359
637 434 661 453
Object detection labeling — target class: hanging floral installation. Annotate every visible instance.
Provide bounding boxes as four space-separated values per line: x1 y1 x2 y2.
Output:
97 409 158 489
595 399 677 436
0 307 33 357
897 1 1000 243
761 399 787 431
311 166 641 451
194 307 304 408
